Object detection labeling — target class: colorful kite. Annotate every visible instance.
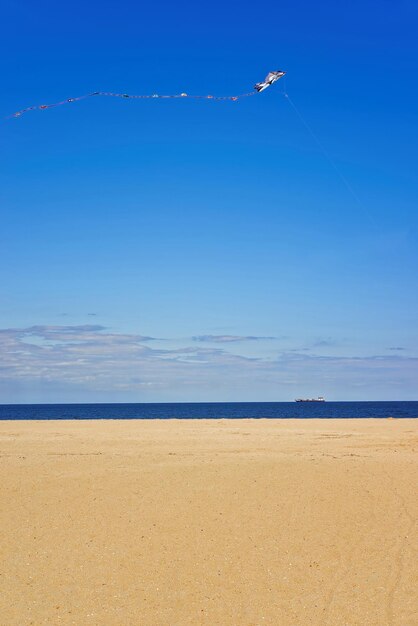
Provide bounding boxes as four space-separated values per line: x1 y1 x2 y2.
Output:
9 70 286 118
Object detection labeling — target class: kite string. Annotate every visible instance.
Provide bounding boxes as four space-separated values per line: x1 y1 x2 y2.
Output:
282 89 375 225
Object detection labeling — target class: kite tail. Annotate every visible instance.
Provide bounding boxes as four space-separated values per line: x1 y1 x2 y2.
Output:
8 90 257 119
6 70 285 119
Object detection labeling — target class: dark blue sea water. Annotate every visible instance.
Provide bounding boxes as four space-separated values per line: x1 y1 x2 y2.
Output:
0 402 417 420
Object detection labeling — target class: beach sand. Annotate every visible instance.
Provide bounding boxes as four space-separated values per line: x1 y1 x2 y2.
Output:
0 418 417 625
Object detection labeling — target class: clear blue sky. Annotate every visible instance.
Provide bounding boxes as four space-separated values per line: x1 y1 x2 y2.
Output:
1 0 417 402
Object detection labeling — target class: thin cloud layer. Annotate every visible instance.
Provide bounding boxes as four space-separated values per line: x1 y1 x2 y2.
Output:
193 335 276 343
0 325 417 401
4 325 156 345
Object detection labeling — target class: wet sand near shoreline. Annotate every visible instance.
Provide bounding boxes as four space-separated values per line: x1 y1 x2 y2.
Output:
0 418 417 625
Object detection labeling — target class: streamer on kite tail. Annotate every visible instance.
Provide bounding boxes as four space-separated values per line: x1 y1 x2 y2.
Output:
7 70 285 119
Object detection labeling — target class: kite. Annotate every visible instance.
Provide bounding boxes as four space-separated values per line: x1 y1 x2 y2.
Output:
254 70 286 93
8 70 286 119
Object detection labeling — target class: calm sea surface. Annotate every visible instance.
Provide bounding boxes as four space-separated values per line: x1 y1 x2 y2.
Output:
0 402 417 420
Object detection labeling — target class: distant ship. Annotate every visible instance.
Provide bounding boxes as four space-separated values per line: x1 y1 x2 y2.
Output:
295 397 325 402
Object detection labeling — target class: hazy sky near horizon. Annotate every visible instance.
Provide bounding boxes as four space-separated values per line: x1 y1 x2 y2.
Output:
1 0 418 402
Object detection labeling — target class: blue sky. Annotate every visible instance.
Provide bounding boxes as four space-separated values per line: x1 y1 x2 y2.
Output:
1 0 418 402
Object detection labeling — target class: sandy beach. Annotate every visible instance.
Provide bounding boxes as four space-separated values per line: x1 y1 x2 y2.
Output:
0 418 416 625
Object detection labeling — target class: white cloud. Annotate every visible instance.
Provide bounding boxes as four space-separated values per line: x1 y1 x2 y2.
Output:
192 334 276 343
0 325 417 401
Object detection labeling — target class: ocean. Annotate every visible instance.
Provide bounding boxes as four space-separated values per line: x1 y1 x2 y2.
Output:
0 401 417 420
